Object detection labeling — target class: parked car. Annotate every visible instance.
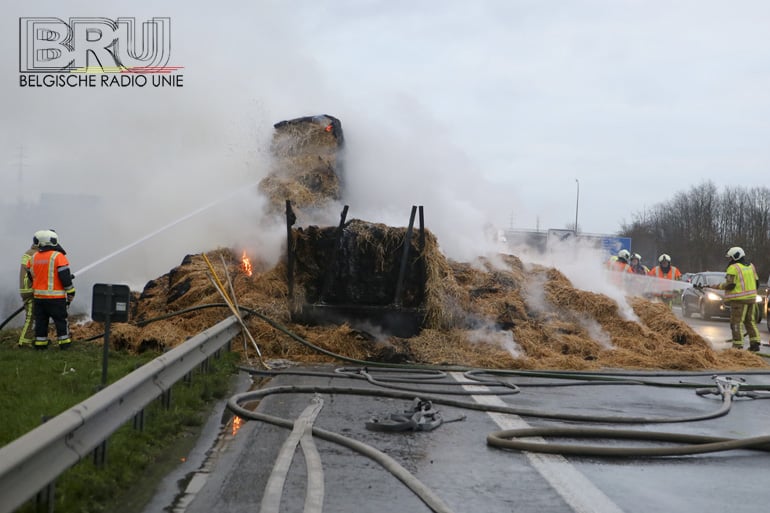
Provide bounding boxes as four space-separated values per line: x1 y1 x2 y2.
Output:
681 272 695 284
681 271 765 322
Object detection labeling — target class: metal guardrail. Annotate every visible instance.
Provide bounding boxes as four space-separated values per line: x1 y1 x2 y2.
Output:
0 316 241 513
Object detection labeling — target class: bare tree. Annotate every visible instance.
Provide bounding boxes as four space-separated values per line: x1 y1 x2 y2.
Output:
620 182 770 278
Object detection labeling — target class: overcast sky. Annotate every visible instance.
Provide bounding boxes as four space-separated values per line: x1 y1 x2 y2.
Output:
2 1 769 316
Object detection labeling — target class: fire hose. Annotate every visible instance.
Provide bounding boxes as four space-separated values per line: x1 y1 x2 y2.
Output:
227 371 770 513
0 306 24 331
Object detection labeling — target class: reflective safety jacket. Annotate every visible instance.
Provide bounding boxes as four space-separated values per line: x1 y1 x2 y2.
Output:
608 260 634 274
724 262 758 301
646 265 682 298
18 246 37 298
28 249 75 299
647 265 682 281
606 259 634 287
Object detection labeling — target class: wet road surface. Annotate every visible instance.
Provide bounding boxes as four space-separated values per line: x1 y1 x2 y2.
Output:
141 308 770 513
165 362 770 513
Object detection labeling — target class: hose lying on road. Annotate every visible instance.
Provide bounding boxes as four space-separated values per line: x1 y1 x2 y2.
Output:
233 374 770 467
228 387 457 513
487 427 770 457
240 367 744 425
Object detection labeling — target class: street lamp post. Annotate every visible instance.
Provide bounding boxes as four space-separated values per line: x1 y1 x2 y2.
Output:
574 179 580 235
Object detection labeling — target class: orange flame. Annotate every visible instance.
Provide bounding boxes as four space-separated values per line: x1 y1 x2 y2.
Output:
232 415 243 436
241 251 253 277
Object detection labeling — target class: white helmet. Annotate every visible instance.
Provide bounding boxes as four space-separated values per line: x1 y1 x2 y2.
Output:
725 246 745 261
658 254 671 263
632 253 642 261
617 249 630 260
35 229 59 248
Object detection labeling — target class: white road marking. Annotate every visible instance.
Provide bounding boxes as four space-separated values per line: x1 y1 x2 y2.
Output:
454 375 626 513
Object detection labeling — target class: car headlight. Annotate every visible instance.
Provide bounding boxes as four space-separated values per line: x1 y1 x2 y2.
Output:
705 292 721 301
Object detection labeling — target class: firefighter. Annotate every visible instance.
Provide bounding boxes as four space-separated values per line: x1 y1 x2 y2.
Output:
629 253 649 275
606 249 634 289
17 232 41 347
608 249 634 273
27 230 76 350
647 254 682 308
708 246 760 351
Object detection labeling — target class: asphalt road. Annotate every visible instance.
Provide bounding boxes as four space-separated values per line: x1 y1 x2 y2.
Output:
143 311 770 513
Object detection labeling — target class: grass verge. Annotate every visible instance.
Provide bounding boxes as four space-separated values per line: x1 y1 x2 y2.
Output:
0 328 241 513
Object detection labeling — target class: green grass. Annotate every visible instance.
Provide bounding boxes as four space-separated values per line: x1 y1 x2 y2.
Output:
0 328 241 513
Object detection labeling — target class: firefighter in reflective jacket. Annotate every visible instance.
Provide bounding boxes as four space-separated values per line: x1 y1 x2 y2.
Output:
27 230 76 350
607 249 634 287
17 233 41 346
710 246 760 351
647 254 682 308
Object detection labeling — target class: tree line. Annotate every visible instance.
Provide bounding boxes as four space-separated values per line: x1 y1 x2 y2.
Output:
619 181 770 282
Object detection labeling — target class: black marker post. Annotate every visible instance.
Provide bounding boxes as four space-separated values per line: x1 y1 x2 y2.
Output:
91 284 131 388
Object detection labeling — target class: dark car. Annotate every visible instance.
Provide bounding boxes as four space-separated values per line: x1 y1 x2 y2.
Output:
761 278 770 332
681 271 765 322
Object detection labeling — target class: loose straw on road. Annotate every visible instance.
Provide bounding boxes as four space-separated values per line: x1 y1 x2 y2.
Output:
202 253 268 368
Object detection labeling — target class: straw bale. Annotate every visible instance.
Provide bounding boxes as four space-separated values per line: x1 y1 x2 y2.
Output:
70 234 770 372
271 121 339 159
260 116 343 215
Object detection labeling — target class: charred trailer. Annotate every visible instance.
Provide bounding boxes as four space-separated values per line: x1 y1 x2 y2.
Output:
286 202 428 337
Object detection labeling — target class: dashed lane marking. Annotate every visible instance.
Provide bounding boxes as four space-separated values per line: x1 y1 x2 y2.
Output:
453 374 626 513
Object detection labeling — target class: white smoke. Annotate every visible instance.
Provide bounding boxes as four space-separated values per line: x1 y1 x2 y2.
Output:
2 1 766 327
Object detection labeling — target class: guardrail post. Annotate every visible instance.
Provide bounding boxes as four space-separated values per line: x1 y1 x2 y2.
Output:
133 409 145 431
184 371 193 386
93 440 107 468
35 481 55 513
161 389 172 409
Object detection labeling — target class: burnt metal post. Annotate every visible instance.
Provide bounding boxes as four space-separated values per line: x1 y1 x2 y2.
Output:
285 200 296 303
418 206 426 302
318 205 349 304
394 206 417 308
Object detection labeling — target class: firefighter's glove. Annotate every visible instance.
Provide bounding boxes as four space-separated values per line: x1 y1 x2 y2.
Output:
66 291 75 304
